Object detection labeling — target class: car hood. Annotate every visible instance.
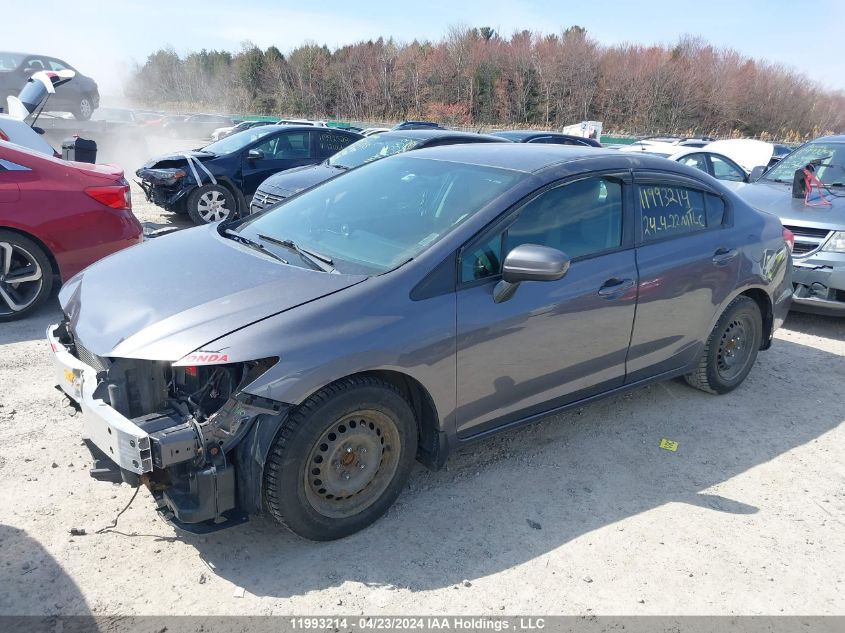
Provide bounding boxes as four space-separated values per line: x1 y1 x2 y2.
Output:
138 150 216 171
59 224 367 361
733 180 845 231
260 162 342 195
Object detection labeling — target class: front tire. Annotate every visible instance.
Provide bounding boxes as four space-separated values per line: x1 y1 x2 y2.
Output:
186 184 236 224
684 296 762 394
0 231 54 322
263 376 418 541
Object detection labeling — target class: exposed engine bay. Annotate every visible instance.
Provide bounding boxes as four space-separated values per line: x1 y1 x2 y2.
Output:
53 320 285 530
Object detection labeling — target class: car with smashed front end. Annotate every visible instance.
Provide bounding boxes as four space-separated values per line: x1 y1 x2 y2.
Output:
733 135 845 315
249 129 506 213
136 125 361 224
48 144 792 541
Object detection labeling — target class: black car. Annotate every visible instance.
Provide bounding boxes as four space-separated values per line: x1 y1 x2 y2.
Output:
250 129 506 213
137 125 362 224
0 51 99 120
491 130 602 147
391 120 443 131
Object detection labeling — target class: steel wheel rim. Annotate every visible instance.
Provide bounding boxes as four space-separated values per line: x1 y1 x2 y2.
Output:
79 98 92 118
0 241 43 316
304 409 401 519
197 190 231 222
716 315 754 381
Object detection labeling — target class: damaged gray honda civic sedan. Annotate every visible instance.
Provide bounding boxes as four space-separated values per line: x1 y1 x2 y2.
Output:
48 144 793 540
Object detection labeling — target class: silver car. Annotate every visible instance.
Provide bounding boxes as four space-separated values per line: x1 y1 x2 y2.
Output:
48 144 792 540
734 135 845 315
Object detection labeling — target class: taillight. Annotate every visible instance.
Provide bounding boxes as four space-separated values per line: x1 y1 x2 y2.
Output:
85 185 131 210
783 227 795 252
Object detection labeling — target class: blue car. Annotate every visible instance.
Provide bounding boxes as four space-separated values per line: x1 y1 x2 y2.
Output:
137 125 362 224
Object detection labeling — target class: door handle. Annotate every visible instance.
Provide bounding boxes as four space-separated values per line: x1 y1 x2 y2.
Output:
598 278 635 298
712 247 738 266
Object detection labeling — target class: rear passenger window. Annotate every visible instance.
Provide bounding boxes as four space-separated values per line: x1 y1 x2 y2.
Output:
319 132 356 157
638 185 710 241
706 193 726 226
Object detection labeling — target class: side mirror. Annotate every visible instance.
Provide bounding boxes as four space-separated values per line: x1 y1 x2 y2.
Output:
247 148 264 161
493 244 570 303
749 166 766 182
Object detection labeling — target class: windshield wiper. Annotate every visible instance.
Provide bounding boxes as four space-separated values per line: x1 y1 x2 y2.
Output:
222 229 288 264
257 234 336 272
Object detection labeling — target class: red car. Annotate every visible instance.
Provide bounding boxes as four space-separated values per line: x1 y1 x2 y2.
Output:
0 140 143 321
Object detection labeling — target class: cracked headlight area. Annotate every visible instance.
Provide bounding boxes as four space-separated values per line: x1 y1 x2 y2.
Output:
821 232 845 253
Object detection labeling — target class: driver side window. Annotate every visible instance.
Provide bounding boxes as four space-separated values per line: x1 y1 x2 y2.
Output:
710 155 746 182
461 177 623 282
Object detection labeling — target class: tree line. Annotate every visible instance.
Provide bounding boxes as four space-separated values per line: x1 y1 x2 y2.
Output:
127 26 845 140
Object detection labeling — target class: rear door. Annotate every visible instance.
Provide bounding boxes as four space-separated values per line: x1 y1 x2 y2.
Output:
0 159 27 203
626 171 740 382
241 129 315 196
455 173 638 438
316 130 358 160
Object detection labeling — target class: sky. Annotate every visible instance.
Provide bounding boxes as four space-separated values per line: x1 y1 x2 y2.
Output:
3 0 844 97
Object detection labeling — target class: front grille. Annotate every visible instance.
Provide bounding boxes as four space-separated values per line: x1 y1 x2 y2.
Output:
792 242 818 255
250 189 285 212
74 339 108 372
784 225 831 238
784 225 831 258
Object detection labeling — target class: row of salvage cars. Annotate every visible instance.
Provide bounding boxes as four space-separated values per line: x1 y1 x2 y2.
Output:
3 95 843 540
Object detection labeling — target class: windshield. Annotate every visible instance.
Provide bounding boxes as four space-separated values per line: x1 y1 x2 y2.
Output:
328 134 423 169
0 52 24 71
237 155 521 274
202 126 280 154
764 142 845 185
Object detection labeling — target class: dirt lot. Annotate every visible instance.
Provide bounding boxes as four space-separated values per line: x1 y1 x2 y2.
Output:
0 139 843 617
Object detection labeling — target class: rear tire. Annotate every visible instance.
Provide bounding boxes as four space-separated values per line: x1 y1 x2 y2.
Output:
684 296 762 394
0 231 54 322
186 184 236 225
263 376 418 541
72 96 94 121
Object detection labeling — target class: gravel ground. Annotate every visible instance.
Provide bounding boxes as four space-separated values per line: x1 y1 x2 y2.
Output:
0 138 843 617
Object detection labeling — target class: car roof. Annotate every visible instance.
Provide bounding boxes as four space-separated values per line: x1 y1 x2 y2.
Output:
815 134 845 143
492 130 565 140
376 129 502 142
259 124 360 135
402 143 629 173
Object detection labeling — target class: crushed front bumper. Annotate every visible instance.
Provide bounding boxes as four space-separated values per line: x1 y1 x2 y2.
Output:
47 324 153 475
791 257 845 315
47 322 289 531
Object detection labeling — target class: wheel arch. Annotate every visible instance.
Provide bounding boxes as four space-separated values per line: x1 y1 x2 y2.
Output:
210 176 247 215
291 369 447 470
739 287 774 350
0 225 61 283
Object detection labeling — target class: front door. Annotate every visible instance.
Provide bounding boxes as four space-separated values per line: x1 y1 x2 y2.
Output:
241 130 315 197
455 174 638 438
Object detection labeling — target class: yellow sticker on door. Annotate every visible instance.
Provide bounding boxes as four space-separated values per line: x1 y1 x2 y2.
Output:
659 438 679 452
